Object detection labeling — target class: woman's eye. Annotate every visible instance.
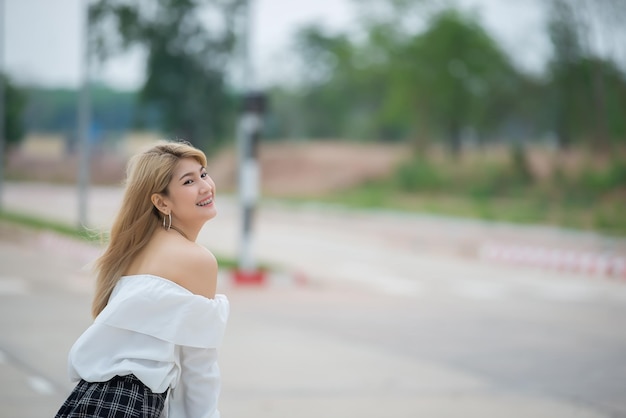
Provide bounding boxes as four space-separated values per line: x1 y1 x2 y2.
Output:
201 172 208 179
183 179 193 185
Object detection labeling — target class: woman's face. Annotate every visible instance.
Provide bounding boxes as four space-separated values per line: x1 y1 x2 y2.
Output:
165 157 217 227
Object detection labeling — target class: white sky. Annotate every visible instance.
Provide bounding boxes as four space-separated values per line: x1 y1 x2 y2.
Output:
3 0 550 90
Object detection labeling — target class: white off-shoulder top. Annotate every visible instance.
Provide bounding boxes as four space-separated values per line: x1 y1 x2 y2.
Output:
67 274 230 418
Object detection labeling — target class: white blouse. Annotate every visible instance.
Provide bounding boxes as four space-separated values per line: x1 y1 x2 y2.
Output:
67 274 230 418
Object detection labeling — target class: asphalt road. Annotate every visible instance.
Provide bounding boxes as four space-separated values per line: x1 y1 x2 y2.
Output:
1 182 626 417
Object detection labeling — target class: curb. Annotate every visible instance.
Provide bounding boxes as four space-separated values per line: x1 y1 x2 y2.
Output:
479 241 626 279
223 269 310 288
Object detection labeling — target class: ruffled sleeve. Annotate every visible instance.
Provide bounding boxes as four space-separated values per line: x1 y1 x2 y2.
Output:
95 275 229 348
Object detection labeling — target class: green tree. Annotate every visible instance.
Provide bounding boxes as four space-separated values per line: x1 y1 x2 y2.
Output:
282 4 523 149
547 0 626 150
394 9 519 153
89 0 245 149
291 26 364 139
2 74 26 149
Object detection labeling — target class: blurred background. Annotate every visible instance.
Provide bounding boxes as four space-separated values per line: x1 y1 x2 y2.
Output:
2 0 625 233
1 0 626 417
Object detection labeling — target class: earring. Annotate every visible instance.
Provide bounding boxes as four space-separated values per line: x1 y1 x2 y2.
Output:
163 213 172 230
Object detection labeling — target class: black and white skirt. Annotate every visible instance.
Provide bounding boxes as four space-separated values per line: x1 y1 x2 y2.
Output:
55 374 167 418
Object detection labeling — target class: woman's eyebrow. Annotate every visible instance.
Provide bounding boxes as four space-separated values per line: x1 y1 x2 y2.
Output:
178 166 205 181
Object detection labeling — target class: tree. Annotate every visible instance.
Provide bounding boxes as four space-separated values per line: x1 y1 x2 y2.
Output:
547 0 626 150
89 0 246 149
291 26 360 139
385 9 519 153
2 74 26 149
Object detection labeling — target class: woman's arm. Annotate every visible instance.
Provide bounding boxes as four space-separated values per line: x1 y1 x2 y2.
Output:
169 346 222 418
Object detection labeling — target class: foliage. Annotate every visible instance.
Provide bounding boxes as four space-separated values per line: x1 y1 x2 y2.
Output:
547 0 626 150
263 0 626 159
393 146 535 197
315 144 626 235
390 9 519 152
2 74 26 148
89 0 246 149
270 5 531 149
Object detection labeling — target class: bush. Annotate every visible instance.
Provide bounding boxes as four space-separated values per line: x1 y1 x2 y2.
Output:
394 157 448 192
577 158 626 195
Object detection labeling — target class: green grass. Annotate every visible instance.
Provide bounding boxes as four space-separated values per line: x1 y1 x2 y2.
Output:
300 179 626 237
0 210 100 241
307 148 626 237
0 210 241 269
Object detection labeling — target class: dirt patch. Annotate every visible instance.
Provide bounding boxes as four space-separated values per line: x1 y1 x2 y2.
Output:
6 141 411 197
210 141 411 197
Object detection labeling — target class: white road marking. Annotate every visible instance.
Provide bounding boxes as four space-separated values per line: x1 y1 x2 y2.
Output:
0 277 29 295
27 376 56 395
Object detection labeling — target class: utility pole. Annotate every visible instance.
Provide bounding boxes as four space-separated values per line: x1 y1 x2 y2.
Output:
0 0 5 210
234 0 267 284
77 0 91 228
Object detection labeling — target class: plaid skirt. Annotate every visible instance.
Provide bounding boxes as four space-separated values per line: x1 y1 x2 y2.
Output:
54 374 168 418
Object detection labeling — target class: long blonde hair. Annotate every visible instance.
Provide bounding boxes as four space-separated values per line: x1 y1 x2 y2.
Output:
91 141 208 318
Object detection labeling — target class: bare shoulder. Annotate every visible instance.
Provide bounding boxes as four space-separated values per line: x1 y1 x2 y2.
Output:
163 242 218 299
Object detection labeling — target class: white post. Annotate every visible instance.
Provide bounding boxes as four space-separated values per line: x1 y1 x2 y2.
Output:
77 0 91 228
236 0 265 275
0 0 5 210
237 111 261 272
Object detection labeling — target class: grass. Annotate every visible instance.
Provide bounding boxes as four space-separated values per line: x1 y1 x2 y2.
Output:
318 187 621 234
0 210 241 269
306 146 626 237
0 210 100 241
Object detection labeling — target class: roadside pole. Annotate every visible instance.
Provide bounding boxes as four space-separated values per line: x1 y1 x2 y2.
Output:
236 93 266 281
234 0 267 284
77 0 91 228
0 0 5 210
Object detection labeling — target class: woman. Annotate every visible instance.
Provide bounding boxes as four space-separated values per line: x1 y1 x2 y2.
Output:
55 141 229 418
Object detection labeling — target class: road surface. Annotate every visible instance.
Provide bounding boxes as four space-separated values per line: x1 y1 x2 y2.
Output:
1 182 625 417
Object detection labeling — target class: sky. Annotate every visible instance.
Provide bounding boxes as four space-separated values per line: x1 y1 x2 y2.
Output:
3 0 550 90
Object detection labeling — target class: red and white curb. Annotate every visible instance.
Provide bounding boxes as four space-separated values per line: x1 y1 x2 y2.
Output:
479 242 626 279
221 269 310 288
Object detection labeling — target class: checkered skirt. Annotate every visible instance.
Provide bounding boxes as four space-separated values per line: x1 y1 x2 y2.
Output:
55 374 167 418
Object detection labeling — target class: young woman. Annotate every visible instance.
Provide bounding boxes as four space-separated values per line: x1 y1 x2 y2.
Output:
55 141 229 418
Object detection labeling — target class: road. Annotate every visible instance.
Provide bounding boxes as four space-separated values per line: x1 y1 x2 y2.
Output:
1 182 626 417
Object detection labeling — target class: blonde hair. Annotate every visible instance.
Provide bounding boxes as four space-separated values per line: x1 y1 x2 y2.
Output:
91 141 208 318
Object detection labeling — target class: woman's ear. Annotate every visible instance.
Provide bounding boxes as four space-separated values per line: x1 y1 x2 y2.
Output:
151 193 169 215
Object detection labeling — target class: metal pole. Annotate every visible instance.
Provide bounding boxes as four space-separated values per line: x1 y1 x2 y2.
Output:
0 0 5 210
237 0 258 273
77 0 91 228
237 104 261 272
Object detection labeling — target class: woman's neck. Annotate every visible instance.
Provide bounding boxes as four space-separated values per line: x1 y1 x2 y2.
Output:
169 224 189 240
